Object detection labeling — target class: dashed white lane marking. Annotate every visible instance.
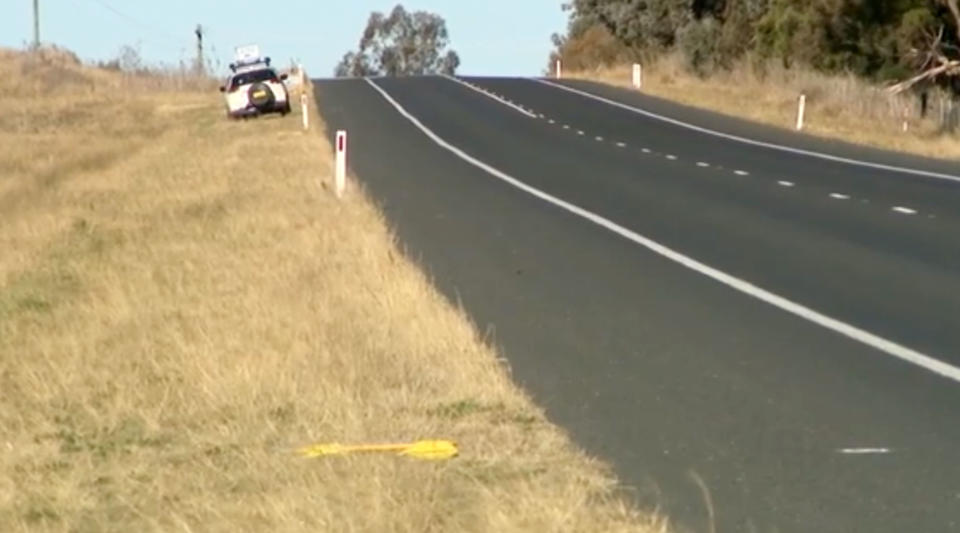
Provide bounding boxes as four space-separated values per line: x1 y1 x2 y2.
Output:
778 181 795 187
697 162 710 168
642 148 652 154
548 119 555 124
838 448 893 455
441 75 538 118
563 125 570 129
830 193 851 200
577 130 585 136
666 154 678 160
734 170 750 176
616 142 627 148
892 206 918 215
367 76 960 386
595 136 604 141
534 78 960 184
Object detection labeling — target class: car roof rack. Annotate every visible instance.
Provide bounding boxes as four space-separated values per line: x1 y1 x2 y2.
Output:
229 56 272 73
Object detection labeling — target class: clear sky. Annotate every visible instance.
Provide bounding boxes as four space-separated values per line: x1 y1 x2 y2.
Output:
0 1 569 77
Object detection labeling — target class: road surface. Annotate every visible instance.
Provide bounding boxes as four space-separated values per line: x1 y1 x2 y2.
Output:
315 76 960 533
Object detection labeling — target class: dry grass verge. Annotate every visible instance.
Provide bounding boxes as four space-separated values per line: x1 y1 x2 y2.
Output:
571 55 960 161
0 48 666 532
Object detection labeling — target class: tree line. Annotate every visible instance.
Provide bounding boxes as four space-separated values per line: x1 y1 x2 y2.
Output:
551 0 960 91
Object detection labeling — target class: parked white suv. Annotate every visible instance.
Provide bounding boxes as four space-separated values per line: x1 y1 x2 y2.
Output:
219 56 291 119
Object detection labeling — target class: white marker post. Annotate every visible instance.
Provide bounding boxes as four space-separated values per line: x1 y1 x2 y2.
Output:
632 63 643 89
796 93 807 131
298 63 309 130
301 92 309 130
556 59 562 80
335 130 347 198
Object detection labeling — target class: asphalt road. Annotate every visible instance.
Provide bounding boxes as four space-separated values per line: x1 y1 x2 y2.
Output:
314 76 960 533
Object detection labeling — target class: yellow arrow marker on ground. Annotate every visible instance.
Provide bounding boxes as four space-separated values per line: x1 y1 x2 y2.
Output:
297 440 458 461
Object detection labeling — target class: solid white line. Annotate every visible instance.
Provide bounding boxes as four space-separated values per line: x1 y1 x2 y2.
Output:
892 206 918 215
830 193 851 200
364 77 960 386
441 75 537 118
838 448 893 455
534 79 960 184
778 181 796 187
734 170 750 176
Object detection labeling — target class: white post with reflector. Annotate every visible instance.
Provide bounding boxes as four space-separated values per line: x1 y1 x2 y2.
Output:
301 93 309 130
298 63 309 130
796 93 807 131
632 63 643 89
335 130 347 198
556 59 562 80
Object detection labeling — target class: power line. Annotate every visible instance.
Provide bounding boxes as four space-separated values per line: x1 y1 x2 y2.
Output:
57 0 189 52
84 0 183 43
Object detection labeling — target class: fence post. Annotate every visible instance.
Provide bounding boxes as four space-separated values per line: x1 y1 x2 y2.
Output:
632 63 643 89
796 94 807 131
335 130 347 198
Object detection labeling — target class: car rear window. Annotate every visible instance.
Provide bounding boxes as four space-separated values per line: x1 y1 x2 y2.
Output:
230 69 278 89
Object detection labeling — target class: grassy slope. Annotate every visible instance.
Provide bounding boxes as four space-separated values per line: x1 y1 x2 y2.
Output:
571 56 960 161
0 49 666 532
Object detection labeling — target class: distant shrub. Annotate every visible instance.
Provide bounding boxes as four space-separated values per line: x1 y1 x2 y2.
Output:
678 17 722 76
551 25 635 72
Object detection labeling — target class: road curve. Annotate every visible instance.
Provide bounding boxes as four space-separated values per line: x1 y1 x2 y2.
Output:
314 76 960 533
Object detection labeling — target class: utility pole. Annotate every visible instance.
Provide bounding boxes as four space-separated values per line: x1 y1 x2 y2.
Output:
195 24 204 75
32 0 40 49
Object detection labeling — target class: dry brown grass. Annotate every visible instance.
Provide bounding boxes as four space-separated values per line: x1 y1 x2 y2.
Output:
0 48 666 532
571 54 960 161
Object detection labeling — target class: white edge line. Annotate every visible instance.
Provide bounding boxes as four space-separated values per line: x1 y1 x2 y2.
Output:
441 75 538 118
533 78 960 184
837 448 893 454
363 77 960 385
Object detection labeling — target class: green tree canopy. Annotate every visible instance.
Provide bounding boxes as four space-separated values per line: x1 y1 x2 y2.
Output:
553 0 960 87
335 5 460 77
